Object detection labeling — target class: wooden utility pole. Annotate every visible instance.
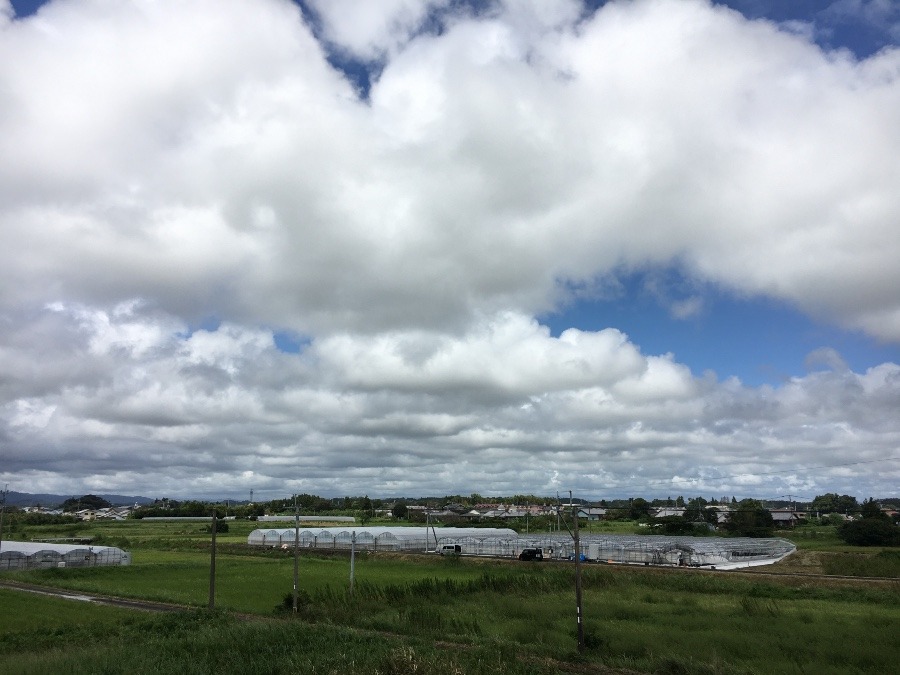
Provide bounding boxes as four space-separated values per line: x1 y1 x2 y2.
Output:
571 491 585 652
208 507 217 610
293 496 300 614
0 485 8 555
349 531 356 596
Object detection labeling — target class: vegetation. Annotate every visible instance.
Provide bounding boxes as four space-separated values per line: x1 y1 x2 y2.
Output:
722 499 774 537
810 493 859 515
837 500 900 546
59 494 111 512
1 518 899 673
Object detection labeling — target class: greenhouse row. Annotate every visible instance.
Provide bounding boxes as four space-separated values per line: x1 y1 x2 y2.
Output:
247 526 517 552
247 526 796 568
0 542 132 571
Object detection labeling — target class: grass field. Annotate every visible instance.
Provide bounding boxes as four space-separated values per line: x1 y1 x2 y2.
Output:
2 520 898 673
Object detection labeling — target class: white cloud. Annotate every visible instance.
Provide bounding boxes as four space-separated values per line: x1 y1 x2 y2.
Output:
2 0 899 338
0 0 898 499
2 305 898 499
306 0 452 61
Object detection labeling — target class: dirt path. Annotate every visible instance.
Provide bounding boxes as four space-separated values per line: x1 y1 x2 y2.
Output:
0 579 191 613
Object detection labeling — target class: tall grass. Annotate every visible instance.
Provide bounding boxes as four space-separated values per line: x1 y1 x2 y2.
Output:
4 518 900 674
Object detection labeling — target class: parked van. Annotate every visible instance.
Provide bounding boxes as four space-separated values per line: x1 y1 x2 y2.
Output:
518 547 543 561
438 544 461 555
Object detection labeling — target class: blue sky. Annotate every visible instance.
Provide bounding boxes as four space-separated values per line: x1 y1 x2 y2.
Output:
543 270 900 386
2 0 898 500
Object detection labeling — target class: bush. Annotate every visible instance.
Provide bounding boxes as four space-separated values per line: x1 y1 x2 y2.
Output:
837 519 900 547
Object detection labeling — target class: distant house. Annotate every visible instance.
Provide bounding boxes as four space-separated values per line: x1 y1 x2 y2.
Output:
577 507 607 521
653 507 686 518
769 510 803 527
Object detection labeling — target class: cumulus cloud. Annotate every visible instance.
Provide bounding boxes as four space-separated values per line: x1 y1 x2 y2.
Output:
305 0 452 61
0 0 898 498
0 0 898 337
2 305 898 498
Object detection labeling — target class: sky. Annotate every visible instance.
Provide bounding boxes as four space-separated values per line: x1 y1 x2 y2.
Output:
2 0 899 502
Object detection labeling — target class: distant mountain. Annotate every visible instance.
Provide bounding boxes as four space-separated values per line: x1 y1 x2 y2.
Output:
3 491 155 508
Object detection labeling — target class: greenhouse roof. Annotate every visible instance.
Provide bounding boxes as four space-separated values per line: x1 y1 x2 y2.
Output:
249 526 517 541
0 541 127 555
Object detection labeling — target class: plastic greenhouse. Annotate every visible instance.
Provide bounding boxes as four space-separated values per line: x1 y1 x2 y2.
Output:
247 527 795 568
247 526 518 553
511 534 796 568
0 541 132 571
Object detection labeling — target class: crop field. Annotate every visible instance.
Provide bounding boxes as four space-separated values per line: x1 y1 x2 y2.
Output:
1 520 899 674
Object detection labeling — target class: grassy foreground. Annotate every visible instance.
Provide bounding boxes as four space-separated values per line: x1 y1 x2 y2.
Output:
1 521 899 673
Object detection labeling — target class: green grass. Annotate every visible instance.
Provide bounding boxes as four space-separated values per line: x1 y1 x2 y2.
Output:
819 549 900 577
0 589 138 633
4 520 900 673
8 550 504 612
4 568 898 674
0 600 554 675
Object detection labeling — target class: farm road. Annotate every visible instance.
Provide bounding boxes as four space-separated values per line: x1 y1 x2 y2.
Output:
0 579 188 613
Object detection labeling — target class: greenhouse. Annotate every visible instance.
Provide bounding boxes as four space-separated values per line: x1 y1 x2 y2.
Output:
0 541 132 571
513 534 796 569
247 527 795 568
247 526 518 552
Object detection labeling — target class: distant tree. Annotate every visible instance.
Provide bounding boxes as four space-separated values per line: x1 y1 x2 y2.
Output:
652 515 696 535
811 493 859 514
723 499 774 537
860 497 888 521
837 519 900 546
628 498 651 520
59 494 111 511
391 501 408 519
675 496 685 508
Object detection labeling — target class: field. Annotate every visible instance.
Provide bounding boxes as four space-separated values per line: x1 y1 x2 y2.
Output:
1 520 898 674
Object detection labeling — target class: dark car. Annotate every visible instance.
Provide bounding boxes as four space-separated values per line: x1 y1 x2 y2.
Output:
518 547 543 561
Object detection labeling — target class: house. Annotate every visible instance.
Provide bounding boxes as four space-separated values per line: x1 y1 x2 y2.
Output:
577 507 607 521
770 510 804 527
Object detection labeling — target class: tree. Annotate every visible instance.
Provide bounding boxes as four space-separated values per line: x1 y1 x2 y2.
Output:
723 499 774 537
652 515 696 535
628 498 651 520
837 519 900 546
860 497 888 521
811 493 859 514
59 494 111 511
391 501 408 519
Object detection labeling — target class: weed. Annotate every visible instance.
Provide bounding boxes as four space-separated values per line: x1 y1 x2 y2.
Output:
738 595 781 617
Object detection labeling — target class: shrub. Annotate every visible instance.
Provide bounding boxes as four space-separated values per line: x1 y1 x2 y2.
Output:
837 519 900 547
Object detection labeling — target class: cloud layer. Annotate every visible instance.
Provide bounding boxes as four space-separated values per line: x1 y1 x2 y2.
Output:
1 0 898 498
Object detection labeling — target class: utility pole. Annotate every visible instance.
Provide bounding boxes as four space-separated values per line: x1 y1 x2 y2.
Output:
571 491 585 652
558 491 586 653
293 496 300 614
208 505 217 610
349 531 356 596
0 485 8 555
